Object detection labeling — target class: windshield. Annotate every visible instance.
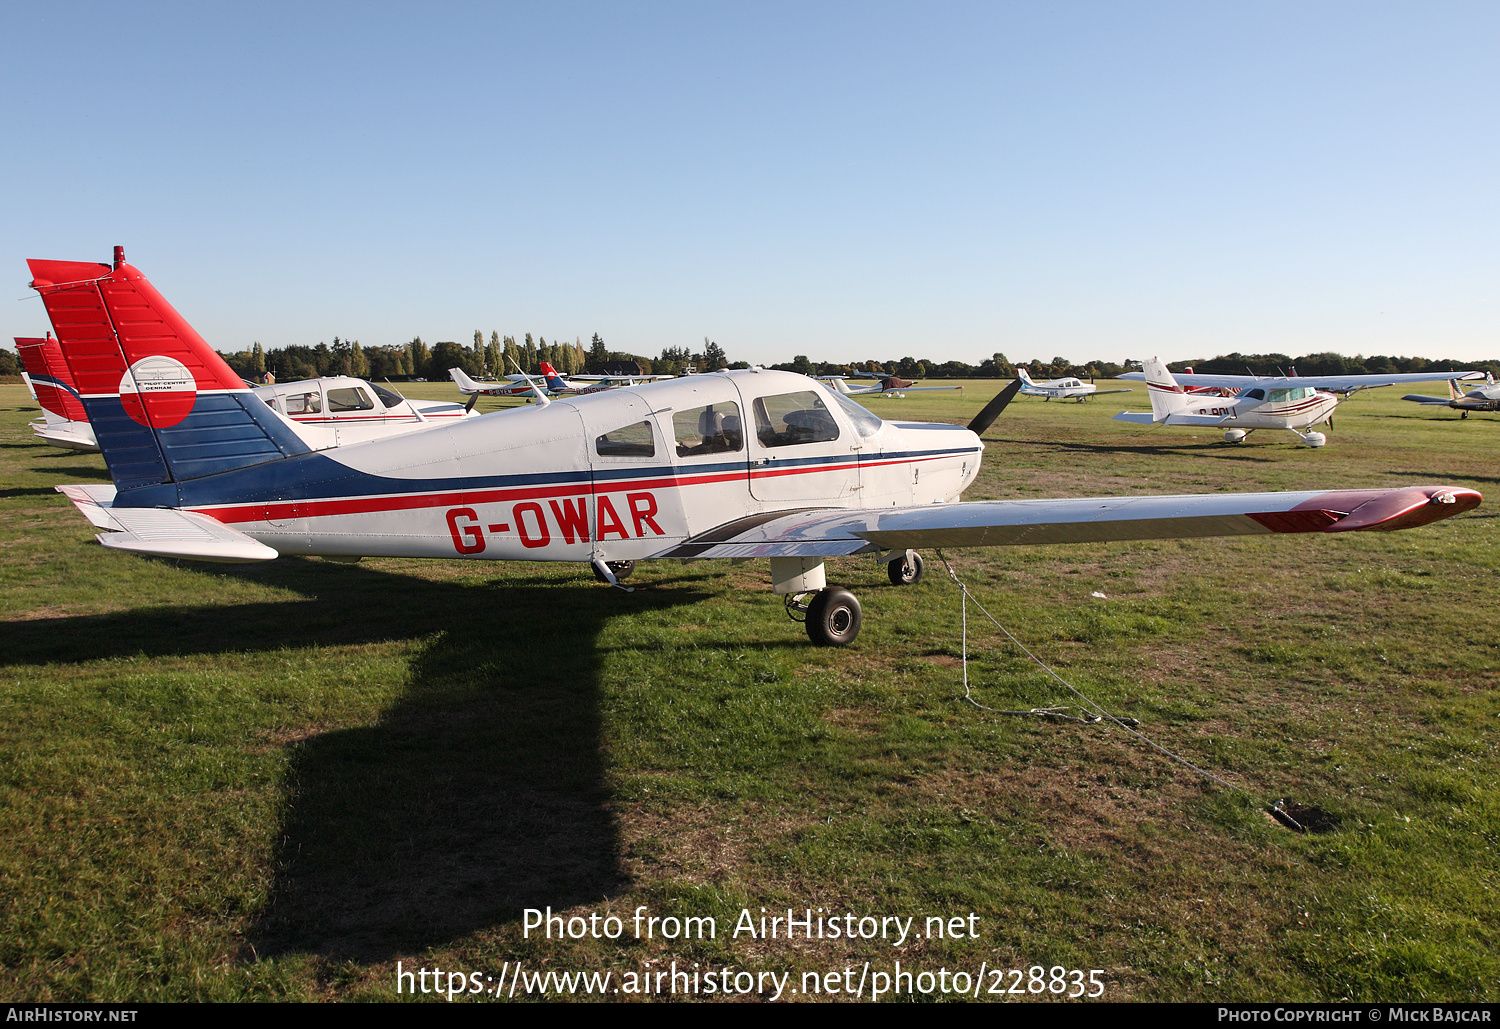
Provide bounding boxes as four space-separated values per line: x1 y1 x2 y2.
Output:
370 382 405 407
818 381 883 437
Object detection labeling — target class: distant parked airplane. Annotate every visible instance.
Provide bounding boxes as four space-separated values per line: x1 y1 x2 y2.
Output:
1016 367 1132 402
1402 375 1500 418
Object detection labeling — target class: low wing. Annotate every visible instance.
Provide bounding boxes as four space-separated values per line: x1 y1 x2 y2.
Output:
1402 394 1453 405
1121 370 1482 391
651 486 1479 559
56 484 279 562
1091 387 1133 395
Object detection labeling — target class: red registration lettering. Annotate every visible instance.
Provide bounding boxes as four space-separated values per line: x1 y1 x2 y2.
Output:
548 497 590 543
626 492 664 536
514 502 551 548
446 507 486 555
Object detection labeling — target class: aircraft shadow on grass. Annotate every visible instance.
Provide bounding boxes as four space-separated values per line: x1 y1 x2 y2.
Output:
2 559 712 962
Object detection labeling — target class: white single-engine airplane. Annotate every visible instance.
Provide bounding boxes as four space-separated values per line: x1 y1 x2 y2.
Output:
1403 375 1500 418
450 363 672 408
1114 358 1484 446
34 252 1481 647
1016 367 1132 402
820 375 963 399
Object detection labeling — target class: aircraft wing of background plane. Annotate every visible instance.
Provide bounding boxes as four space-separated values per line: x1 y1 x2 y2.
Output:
1119 369 1484 394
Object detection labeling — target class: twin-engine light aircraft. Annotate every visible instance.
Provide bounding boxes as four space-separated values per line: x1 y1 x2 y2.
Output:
32 251 1482 647
1403 375 1500 418
1016 367 1132 402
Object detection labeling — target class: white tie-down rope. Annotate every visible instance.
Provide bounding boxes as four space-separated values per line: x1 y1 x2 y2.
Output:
934 550 1273 807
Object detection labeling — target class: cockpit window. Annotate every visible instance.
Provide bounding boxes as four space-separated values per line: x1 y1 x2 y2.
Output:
596 420 656 458
819 383 883 437
327 387 375 412
283 390 321 415
673 403 743 457
752 391 841 448
1241 388 1266 401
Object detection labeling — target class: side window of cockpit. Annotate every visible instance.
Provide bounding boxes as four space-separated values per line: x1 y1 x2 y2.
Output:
673 403 744 457
752 391 841 448
1244 389 1266 401
1269 389 1288 403
327 387 375 412
596 420 656 458
283 390 322 415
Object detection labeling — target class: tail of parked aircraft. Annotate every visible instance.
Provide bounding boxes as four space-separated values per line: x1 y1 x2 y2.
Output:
1142 357 1193 422
15 335 88 426
1016 367 1035 385
1449 379 1466 401
538 361 569 392
449 366 484 393
29 248 308 496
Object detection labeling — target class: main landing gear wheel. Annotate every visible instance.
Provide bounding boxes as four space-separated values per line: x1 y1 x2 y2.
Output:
805 587 862 647
888 551 925 585
591 560 635 582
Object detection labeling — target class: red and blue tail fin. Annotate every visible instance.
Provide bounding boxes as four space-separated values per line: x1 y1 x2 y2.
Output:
29 249 308 495
15 335 88 423
538 361 569 392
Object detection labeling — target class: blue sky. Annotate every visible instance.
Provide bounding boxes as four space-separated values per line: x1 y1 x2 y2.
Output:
3 2 1496 367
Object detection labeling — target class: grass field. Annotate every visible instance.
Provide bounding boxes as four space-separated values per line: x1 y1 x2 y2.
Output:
1 379 1495 1002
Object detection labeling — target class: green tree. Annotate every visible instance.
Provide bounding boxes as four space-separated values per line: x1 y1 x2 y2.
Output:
589 333 608 372
409 337 429 376
703 337 727 370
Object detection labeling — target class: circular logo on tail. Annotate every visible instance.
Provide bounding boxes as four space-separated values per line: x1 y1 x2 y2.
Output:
119 355 197 427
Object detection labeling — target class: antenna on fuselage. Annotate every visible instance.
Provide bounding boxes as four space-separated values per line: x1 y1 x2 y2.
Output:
508 355 551 407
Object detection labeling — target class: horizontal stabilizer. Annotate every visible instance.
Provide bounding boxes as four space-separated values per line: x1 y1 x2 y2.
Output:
1112 412 1158 425
55 485 277 562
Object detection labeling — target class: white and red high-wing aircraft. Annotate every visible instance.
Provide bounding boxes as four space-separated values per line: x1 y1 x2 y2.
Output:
15 334 99 451
1114 358 1346 446
1116 360 1484 445
34 251 1481 646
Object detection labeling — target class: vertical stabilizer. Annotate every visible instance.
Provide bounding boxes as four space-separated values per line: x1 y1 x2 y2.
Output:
1142 357 1191 422
30 251 309 497
15 336 88 426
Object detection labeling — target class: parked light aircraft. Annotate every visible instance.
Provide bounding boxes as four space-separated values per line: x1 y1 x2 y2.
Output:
1114 358 1483 446
820 375 963 399
251 374 473 447
1402 375 1500 418
1016 367 1132 402
450 363 671 408
32 252 1481 647
20 316 474 453
15 334 99 451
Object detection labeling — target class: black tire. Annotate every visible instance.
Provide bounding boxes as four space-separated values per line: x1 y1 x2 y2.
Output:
887 551 925 586
591 560 635 583
805 587 862 647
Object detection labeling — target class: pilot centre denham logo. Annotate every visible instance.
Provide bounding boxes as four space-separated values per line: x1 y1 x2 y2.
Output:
119 355 196 428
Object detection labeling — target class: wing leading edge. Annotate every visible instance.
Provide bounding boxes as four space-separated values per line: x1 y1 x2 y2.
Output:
651 486 1480 559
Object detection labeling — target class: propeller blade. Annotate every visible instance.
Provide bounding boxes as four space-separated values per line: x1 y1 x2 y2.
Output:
465 391 480 413
967 378 1024 436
